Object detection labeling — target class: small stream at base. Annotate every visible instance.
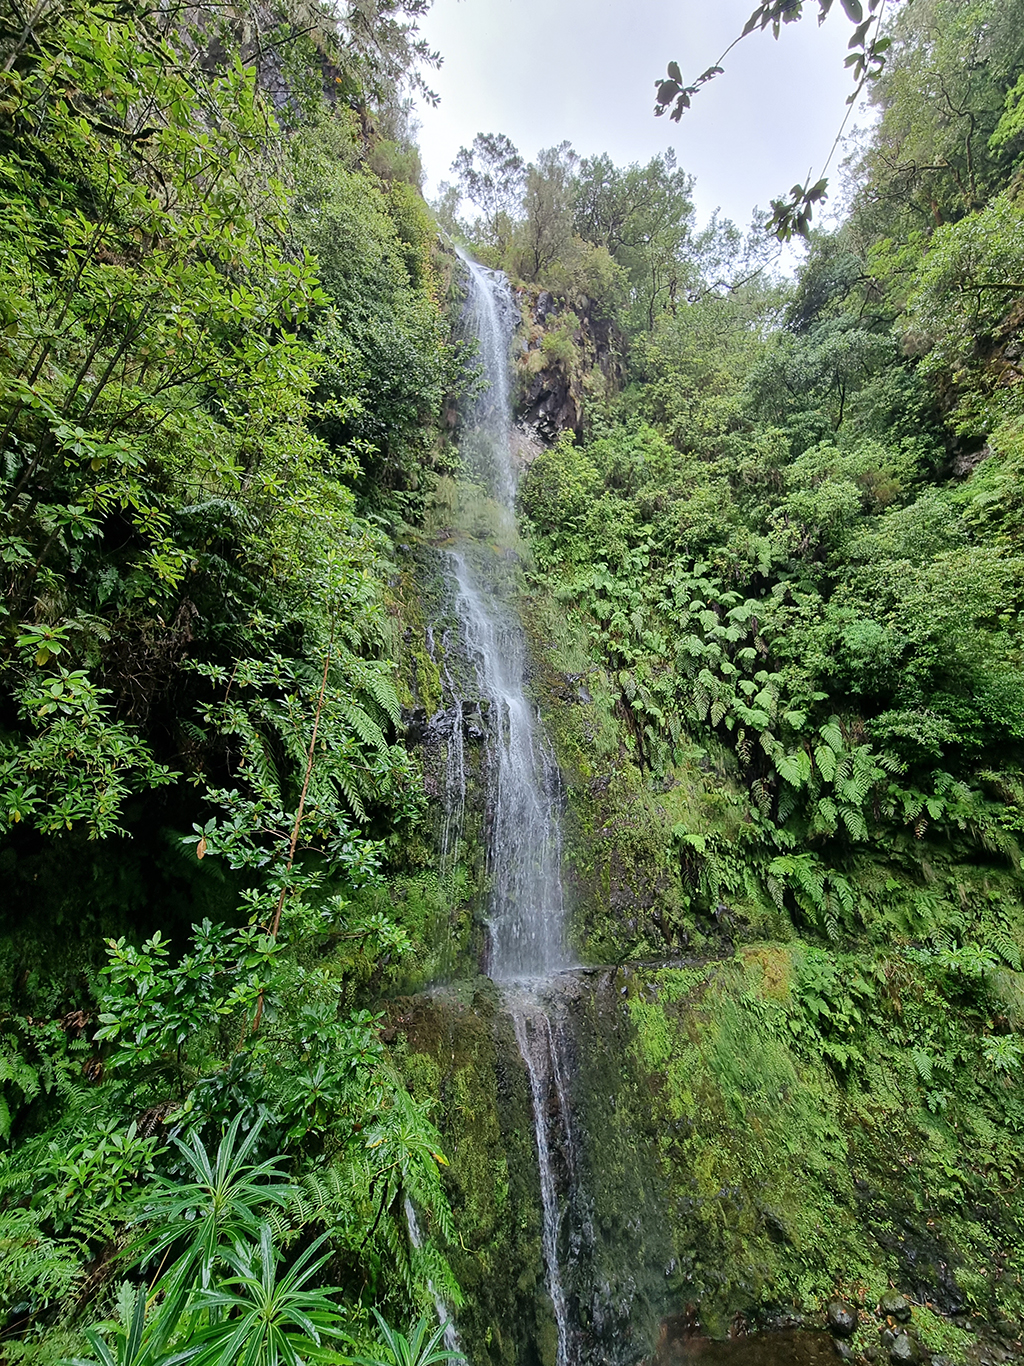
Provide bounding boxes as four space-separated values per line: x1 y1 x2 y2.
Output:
655 1330 840 1366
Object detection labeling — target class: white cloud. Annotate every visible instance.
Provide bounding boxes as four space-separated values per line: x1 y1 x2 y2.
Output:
412 0 864 235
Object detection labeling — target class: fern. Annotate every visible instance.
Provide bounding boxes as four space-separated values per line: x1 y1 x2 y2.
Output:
336 772 368 822
840 805 868 841
816 745 837 782
0 1206 80 1305
359 668 402 730
819 718 844 754
986 924 1023 971
911 1047 934 1085
337 698 387 755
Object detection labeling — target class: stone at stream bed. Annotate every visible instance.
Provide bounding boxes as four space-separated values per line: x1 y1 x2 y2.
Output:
879 1293 913 1324
833 1341 854 1360
889 1334 917 1364
827 1302 859 1337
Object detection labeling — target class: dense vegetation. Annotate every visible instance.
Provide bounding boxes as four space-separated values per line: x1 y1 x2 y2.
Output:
0 0 463 1359
3 0 1024 1360
428 0 1024 1346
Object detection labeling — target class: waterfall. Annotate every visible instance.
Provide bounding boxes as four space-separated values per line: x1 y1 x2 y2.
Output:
451 252 568 984
404 1196 463 1356
444 249 578 1366
512 1009 573 1366
450 549 566 981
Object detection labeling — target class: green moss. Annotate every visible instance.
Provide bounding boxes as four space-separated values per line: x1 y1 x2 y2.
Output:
386 561 444 716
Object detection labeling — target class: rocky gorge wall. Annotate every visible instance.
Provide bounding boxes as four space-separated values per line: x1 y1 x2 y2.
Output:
514 286 625 444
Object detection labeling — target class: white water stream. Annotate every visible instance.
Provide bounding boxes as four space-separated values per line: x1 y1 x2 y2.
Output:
443 249 578 1366
405 1196 463 1356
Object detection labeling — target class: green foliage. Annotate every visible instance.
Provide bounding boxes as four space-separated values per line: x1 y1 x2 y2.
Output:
5 0 1024 1350
354 1309 463 1366
128 1117 291 1291
0 0 463 1347
186 1224 346 1366
618 944 1024 1321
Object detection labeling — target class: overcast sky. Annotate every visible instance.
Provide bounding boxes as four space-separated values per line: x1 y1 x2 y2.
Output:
411 0 869 236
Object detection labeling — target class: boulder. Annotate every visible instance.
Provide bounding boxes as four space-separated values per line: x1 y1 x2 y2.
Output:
827 1301 859 1337
889 1334 917 1364
879 1292 913 1324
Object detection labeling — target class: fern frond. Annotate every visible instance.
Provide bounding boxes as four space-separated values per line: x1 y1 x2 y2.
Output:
840 805 868 841
336 773 367 822
911 1048 933 1085
820 719 844 754
359 668 402 730
337 698 387 755
987 925 1023 971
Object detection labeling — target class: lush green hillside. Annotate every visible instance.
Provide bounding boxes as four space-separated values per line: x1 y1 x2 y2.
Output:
2 0 1024 1361
0 0 462 1357
438 0 1024 1347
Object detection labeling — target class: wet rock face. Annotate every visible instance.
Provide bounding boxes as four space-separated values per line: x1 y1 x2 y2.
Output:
515 287 625 443
853 1186 965 1316
826 1302 859 1338
520 367 581 443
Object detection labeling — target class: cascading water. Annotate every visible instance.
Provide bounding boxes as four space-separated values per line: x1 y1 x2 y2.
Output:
443 249 581 1366
405 1197 463 1356
512 1010 573 1366
450 548 566 981
446 250 568 983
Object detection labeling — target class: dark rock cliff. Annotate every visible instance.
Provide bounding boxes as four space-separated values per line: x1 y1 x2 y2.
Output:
515 286 626 442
